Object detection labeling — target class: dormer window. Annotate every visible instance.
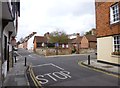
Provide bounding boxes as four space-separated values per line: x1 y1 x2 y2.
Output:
110 3 120 24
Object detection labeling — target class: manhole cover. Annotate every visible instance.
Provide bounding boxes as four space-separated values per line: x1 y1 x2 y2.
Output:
102 66 113 68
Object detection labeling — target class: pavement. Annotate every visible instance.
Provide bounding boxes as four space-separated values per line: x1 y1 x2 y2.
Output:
2 56 29 87
79 59 120 77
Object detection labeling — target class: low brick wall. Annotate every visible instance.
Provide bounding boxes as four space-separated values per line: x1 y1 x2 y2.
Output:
79 48 97 54
35 48 71 56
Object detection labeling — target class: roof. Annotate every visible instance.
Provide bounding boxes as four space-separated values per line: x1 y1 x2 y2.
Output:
85 35 97 42
69 36 83 44
33 36 47 43
68 38 76 43
76 36 83 43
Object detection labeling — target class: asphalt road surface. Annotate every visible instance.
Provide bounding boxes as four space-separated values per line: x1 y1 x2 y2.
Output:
17 49 119 87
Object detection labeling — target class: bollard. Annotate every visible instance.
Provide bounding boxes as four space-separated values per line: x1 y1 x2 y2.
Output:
25 57 27 66
15 56 17 63
88 55 90 65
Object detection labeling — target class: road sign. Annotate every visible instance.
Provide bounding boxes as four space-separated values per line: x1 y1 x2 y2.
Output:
55 43 59 47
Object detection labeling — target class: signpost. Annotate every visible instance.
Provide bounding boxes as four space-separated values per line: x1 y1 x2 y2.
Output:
55 43 59 55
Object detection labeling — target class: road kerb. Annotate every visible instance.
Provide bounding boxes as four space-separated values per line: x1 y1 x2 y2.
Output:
78 61 120 78
45 54 87 58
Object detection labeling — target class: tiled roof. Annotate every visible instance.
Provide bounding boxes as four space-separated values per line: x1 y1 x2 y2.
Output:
69 36 83 44
69 38 76 43
76 36 83 43
85 35 97 42
33 36 47 43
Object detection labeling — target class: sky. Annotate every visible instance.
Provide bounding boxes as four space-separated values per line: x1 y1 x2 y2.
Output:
17 0 96 49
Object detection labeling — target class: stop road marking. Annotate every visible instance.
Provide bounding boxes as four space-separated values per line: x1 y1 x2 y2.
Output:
36 70 71 85
34 63 72 85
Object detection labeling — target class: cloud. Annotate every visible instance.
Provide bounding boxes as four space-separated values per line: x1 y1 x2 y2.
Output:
48 1 95 17
17 0 96 49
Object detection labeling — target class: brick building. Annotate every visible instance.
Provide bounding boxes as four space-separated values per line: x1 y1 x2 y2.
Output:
33 36 47 52
81 35 97 49
95 2 120 66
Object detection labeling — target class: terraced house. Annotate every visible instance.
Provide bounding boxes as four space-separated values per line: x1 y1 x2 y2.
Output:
95 2 120 66
0 1 20 86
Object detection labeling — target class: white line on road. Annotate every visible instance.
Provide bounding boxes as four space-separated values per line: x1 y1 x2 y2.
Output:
51 63 64 70
32 63 64 70
32 63 52 67
16 52 22 57
28 55 35 58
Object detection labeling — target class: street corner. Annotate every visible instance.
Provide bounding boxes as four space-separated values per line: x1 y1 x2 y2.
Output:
78 60 120 78
26 65 42 88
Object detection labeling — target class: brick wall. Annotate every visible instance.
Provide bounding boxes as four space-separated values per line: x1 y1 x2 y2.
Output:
23 42 28 49
95 2 120 37
81 36 89 49
33 38 37 51
89 42 97 49
36 48 71 56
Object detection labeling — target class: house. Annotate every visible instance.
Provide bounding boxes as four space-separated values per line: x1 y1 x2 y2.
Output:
69 33 82 53
33 36 48 52
33 32 71 56
17 32 36 49
81 35 97 49
95 2 120 66
0 1 20 85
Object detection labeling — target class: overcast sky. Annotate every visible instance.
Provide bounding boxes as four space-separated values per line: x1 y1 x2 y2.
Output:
17 0 96 49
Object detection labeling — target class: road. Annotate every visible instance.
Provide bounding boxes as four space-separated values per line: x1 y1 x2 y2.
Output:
17 49 119 87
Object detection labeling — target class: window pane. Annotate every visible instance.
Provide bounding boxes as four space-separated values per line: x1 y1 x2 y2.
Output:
112 6 115 10
114 35 120 52
114 36 116 40
113 10 115 14
111 3 119 23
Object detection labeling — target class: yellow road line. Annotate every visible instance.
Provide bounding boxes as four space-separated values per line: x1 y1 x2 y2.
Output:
30 71 39 88
30 67 42 87
78 61 120 78
29 65 42 88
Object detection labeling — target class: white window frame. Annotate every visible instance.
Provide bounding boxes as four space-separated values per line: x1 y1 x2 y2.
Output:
113 35 120 52
110 3 120 24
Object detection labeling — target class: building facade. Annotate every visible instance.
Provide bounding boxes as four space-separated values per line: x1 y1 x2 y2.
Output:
80 35 97 49
0 1 20 86
95 2 120 66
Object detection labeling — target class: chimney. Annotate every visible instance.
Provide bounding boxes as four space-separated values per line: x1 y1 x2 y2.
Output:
44 32 50 41
76 33 80 38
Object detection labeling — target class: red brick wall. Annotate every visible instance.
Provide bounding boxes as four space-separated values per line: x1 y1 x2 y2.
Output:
89 42 97 49
33 39 36 51
95 2 120 37
23 42 28 49
81 36 89 49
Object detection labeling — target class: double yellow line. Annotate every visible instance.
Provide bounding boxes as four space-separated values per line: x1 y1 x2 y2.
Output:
78 61 120 78
28 65 43 88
